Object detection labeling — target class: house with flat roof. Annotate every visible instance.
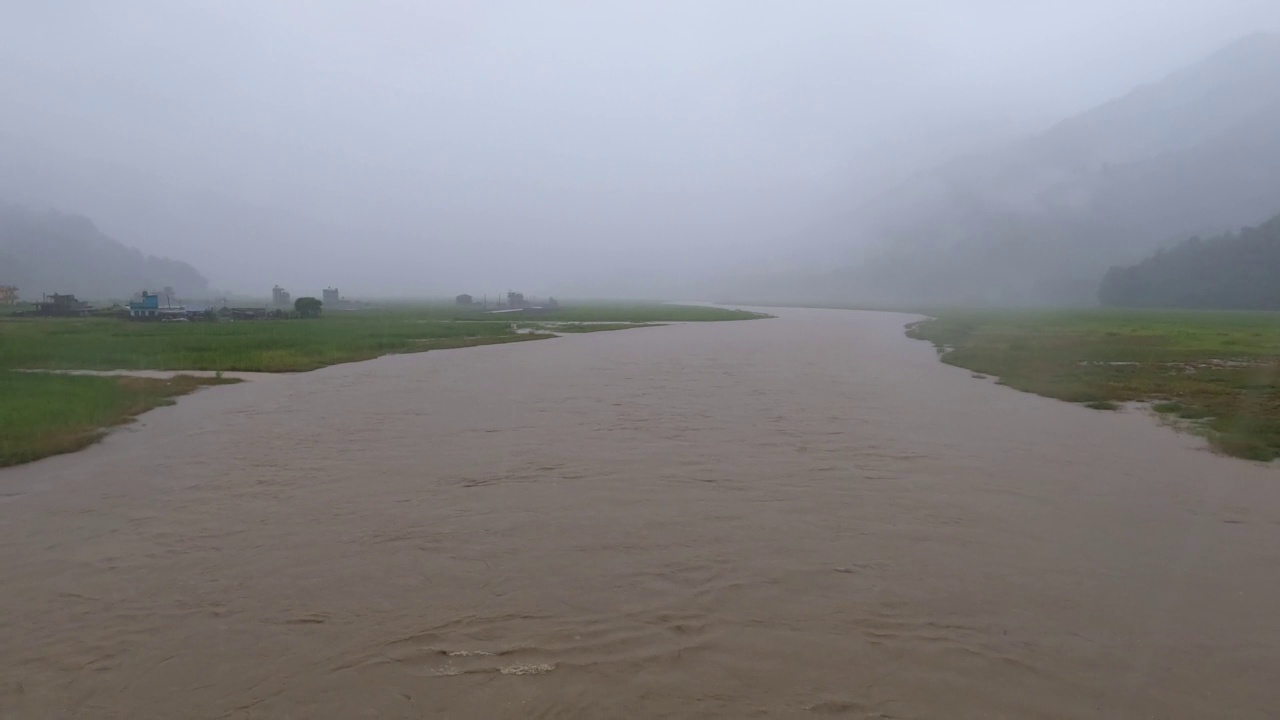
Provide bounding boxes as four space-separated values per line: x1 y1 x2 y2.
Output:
35 293 92 316
129 291 186 321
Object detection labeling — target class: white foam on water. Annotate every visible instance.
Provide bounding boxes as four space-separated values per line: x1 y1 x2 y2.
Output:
500 663 556 676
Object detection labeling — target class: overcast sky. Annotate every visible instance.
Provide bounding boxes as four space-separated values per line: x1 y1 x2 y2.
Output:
2 1 1279 297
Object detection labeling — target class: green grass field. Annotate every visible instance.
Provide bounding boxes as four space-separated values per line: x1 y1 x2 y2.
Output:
0 315 540 373
907 309 1280 461
0 304 760 373
0 303 762 467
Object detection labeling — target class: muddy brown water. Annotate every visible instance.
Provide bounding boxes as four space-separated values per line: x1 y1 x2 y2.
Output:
2 308 1278 719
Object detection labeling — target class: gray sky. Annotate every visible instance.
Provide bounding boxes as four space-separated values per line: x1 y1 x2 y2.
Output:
2 1 1278 297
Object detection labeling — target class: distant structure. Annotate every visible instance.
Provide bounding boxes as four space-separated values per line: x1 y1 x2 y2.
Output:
35 293 92 317
182 305 212 321
129 291 161 320
486 291 560 315
323 287 340 305
228 307 268 320
455 293 473 306
272 285 291 306
128 290 186 321
0 285 17 305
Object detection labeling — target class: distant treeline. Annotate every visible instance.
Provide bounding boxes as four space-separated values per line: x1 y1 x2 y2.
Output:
1099 212 1280 310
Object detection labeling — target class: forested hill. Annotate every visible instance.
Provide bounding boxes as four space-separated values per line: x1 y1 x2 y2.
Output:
0 201 208 300
1099 212 1280 309
766 32 1280 308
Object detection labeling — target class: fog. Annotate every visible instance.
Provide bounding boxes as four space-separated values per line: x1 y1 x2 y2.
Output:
2 1 1278 300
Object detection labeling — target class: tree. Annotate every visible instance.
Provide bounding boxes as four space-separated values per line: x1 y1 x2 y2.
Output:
294 296 323 318
1098 212 1280 310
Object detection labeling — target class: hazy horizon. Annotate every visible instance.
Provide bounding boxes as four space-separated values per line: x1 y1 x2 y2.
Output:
3 1 1279 299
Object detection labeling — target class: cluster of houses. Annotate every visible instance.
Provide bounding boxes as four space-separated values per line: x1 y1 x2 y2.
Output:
4 287 188 319
274 285 344 308
124 285 346 321
5 284 338 321
0 286 73 313
126 284 334 321
6 284 559 320
455 291 559 313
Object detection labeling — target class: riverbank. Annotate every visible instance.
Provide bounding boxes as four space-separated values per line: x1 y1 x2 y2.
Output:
906 308 1280 460
0 303 765 466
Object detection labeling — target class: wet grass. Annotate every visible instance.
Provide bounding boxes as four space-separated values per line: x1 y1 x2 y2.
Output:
518 322 659 334
907 309 1280 461
0 303 32 316
1083 400 1120 411
0 304 760 373
0 314 537 373
0 372 239 467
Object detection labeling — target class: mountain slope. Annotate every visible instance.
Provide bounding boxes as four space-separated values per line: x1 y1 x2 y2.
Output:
798 32 1280 307
0 201 208 300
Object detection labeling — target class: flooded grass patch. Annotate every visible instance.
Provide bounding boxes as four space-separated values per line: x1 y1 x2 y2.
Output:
0 372 240 467
517 322 659 334
907 309 1280 461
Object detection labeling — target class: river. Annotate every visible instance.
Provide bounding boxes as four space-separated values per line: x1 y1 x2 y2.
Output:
2 307 1278 719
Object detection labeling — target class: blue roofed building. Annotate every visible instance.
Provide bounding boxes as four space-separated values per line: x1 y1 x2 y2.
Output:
128 291 160 319
129 291 186 320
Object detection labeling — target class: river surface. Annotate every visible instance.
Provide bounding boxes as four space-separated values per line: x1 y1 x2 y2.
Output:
3 307 1279 719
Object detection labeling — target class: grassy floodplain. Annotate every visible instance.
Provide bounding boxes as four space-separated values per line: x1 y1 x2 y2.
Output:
0 303 763 466
907 309 1280 461
0 303 761 373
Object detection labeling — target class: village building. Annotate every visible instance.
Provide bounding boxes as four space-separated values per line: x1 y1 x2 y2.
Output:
128 291 186 321
35 293 92 317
